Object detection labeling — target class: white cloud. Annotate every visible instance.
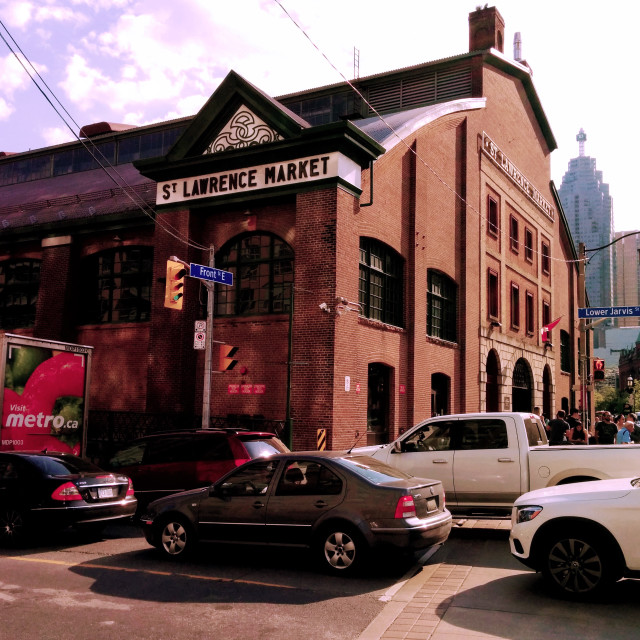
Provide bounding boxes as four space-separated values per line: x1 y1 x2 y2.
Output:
42 124 74 146
0 96 14 120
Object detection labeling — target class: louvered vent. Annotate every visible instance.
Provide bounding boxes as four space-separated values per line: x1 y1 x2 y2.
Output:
367 65 472 115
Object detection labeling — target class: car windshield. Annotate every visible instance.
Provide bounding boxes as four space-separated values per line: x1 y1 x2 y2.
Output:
336 455 416 483
242 437 289 457
27 455 103 476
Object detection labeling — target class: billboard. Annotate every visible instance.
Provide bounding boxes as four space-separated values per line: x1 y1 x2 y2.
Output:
1 334 93 455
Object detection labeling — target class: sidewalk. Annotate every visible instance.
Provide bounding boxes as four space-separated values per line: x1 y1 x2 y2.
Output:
358 519 512 640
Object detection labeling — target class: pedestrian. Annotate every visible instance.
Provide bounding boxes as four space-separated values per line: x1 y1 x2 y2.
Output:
594 411 617 444
547 410 570 446
629 413 640 444
566 408 581 431
567 420 588 445
616 417 633 445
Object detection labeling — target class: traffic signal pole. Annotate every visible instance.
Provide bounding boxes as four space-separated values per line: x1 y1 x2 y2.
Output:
201 246 215 429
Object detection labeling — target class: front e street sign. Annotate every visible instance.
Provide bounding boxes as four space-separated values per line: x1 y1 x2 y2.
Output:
578 306 640 319
189 263 234 286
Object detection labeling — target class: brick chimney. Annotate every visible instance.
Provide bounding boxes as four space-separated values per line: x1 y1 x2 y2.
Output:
469 6 505 53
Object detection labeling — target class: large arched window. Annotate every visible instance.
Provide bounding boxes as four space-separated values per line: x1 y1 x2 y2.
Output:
427 270 457 342
215 233 294 316
359 238 403 327
80 247 153 324
0 259 40 329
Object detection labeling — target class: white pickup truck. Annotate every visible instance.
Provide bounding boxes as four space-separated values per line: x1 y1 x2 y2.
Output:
355 412 640 517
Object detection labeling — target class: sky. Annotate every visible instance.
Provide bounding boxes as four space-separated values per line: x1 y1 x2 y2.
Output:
0 0 637 232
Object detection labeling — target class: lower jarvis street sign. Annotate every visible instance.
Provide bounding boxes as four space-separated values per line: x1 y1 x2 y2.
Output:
578 306 640 319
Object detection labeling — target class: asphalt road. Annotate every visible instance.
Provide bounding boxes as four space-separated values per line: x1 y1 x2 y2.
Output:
0 522 417 640
2 521 639 640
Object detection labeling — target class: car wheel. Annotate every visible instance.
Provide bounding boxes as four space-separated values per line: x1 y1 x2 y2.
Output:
541 530 618 597
316 524 367 575
0 508 28 546
156 516 195 560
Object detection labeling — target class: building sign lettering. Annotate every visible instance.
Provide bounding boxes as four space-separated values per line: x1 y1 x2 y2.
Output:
156 152 360 205
482 132 555 221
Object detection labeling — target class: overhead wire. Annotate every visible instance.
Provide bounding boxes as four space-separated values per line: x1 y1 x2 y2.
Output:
0 20 209 252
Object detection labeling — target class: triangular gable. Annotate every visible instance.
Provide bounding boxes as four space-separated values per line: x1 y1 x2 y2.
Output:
204 105 282 154
166 70 309 162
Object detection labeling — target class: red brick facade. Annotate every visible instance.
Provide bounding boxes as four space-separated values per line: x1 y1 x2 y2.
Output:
0 8 584 451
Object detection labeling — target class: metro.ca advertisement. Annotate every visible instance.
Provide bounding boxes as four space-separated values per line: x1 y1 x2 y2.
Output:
1 334 93 455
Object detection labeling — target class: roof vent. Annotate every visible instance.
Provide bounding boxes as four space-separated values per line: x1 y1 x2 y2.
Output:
514 32 522 61
79 122 138 138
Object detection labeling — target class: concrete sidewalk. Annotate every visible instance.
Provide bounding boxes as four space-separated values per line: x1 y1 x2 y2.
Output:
358 518 513 640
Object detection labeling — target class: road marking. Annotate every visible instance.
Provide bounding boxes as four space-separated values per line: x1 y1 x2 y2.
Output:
5 556 296 589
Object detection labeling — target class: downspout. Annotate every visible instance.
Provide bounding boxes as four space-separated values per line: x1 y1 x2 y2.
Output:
359 160 374 207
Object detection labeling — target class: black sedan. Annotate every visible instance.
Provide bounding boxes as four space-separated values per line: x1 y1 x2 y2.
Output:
140 451 452 574
0 451 137 545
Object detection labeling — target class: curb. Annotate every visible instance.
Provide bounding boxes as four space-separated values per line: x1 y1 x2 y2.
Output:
357 562 441 640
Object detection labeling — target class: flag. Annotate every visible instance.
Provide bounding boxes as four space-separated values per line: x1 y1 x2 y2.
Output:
541 316 562 342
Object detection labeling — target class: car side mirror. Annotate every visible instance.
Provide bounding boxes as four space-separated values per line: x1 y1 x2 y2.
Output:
391 441 402 454
210 483 232 499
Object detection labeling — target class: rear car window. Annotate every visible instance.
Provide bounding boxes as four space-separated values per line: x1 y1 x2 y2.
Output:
337 455 416 483
27 455 102 475
241 436 289 457
525 417 548 446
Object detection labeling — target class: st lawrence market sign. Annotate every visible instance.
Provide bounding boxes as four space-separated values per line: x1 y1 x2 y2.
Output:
481 132 555 222
156 152 360 205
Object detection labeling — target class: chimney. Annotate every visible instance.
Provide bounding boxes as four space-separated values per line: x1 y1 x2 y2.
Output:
513 32 522 61
469 6 505 53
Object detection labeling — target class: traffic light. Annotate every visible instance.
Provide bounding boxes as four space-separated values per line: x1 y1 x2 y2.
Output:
593 358 605 381
218 344 238 371
164 260 187 310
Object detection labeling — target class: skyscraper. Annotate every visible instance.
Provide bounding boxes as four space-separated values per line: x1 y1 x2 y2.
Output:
558 129 613 309
613 231 640 327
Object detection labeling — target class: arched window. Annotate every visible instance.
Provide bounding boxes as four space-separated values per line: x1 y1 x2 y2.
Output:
215 233 294 316
0 259 40 329
427 270 457 342
80 247 153 324
359 238 403 327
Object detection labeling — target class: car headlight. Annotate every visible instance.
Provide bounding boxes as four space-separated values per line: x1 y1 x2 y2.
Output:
516 505 543 523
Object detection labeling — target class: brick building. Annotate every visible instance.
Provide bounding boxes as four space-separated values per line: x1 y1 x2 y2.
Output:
0 7 583 452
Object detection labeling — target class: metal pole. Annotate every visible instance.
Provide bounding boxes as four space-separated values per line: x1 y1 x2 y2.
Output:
577 242 588 431
202 246 215 429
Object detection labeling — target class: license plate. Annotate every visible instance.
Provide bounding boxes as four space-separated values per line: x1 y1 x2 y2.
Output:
427 498 437 512
98 487 115 499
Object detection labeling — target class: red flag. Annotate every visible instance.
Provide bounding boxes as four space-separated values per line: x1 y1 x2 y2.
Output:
541 316 562 342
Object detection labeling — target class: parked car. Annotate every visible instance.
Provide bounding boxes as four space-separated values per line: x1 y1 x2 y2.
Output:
140 451 452 575
108 429 289 511
510 477 640 598
0 450 137 546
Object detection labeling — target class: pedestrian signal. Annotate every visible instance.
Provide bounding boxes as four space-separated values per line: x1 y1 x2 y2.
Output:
593 358 605 381
218 344 238 371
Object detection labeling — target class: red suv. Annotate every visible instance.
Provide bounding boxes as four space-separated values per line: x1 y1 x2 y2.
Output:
107 429 289 511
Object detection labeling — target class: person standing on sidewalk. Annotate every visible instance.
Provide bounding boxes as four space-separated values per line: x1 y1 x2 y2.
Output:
547 410 570 446
595 412 617 444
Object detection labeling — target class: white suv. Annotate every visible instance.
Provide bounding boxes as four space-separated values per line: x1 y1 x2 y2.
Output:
510 477 640 598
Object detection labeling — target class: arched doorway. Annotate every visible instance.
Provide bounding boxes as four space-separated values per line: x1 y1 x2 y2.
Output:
367 363 390 445
431 373 450 416
486 350 500 412
512 358 533 412
543 365 552 421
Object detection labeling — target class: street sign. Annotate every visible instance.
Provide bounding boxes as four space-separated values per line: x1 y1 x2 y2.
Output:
578 306 640 319
189 263 233 286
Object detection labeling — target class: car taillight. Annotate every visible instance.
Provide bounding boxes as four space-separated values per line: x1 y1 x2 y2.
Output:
394 495 417 519
126 478 134 496
51 482 83 502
